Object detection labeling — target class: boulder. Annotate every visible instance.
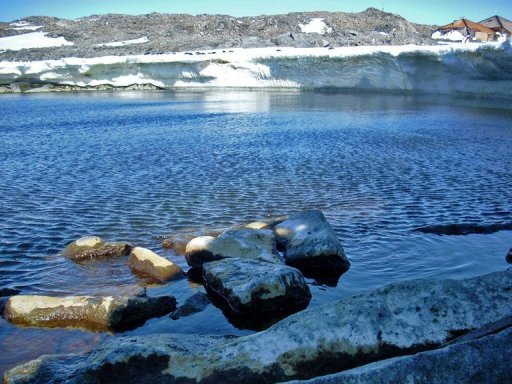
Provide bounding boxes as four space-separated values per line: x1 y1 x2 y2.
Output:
63 236 134 262
162 228 225 254
185 229 282 268
506 247 512 264
244 215 289 230
170 292 211 320
4 270 512 383
275 210 350 273
128 247 184 283
203 258 311 316
4 293 175 332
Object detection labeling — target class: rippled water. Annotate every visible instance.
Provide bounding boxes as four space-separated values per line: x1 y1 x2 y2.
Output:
1 90 511 374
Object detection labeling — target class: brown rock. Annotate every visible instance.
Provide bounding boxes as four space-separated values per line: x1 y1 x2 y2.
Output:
128 247 184 283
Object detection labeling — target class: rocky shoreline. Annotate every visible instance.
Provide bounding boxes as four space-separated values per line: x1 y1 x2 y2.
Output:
1 209 511 382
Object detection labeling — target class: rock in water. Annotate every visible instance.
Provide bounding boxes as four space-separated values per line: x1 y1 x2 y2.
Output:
4 294 176 332
203 258 311 316
63 236 133 262
275 210 350 273
506 247 512 264
128 247 184 283
170 292 211 320
185 229 282 268
5 270 511 383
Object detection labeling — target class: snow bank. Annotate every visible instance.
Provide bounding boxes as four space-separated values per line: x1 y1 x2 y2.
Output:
9 21 43 31
95 37 149 47
0 43 511 98
432 30 465 41
0 32 73 51
299 18 332 35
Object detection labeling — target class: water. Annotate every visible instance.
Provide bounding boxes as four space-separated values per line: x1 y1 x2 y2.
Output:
0 90 511 374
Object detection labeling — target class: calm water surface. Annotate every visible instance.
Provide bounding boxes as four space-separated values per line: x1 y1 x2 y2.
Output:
0 90 511 374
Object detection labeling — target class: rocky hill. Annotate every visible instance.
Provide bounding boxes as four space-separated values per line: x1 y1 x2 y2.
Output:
0 8 435 61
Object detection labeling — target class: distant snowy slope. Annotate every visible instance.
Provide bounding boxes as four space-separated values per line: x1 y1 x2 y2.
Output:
0 32 73 51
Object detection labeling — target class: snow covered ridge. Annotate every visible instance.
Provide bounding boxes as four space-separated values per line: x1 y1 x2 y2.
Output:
0 42 511 97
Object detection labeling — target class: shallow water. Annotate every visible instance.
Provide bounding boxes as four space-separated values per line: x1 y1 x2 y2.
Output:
0 90 511 374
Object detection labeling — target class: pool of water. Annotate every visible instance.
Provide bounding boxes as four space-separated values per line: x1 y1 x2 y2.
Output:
0 90 511 374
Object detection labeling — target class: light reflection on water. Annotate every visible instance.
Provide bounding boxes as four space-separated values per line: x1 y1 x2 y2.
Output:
0 90 511 374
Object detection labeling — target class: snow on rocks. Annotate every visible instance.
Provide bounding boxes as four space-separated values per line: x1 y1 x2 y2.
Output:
128 246 184 283
3 293 176 332
0 32 73 51
299 18 333 35
62 236 134 262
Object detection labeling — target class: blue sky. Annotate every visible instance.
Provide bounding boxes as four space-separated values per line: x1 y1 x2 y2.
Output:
1 0 511 25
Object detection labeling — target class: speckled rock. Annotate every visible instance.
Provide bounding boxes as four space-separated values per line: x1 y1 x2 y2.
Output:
4 293 176 332
185 229 282 268
275 210 350 273
63 236 134 262
128 247 184 283
203 258 311 316
4 270 512 384
283 326 512 384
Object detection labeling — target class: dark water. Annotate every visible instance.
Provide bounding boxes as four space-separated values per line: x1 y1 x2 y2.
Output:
0 90 511 374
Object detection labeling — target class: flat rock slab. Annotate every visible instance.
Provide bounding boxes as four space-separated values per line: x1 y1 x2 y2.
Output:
275 210 350 274
186 229 282 268
128 247 184 283
203 258 311 316
5 270 512 383
4 294 176 332
283 326 512 384
63 236 134 262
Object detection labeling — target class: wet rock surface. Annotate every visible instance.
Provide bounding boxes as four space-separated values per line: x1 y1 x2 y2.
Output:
5 270 511 383
170 292 211 320
203 258 311 316
4 293 176 332
415 222 512 236
62 236 134 262
506 247 512 264
186 229 282 268
128 247 184 283
0 9 435 61
275 210 350 274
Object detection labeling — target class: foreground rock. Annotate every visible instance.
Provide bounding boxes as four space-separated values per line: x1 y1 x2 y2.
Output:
185 229 282 268
4 293 176 332
128 247 184 283
63 236 134 262
5 270 511 383
203 258 311 316
284 326 512 384
275 210 350 273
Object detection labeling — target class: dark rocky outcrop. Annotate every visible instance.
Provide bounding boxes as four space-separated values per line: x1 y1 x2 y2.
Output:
415 222 512 236
203 258 311 317
62 236 134 262
275 210 350 274
128 246 184 283
4 293 176 332
5 270 511 383
185 229 282 268
170 292 211 320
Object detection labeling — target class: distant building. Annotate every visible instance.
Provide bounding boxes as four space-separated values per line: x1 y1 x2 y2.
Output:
432 18 495 42
478 15 512 39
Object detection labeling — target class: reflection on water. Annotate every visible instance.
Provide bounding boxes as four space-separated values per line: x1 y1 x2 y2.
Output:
0 90 511 374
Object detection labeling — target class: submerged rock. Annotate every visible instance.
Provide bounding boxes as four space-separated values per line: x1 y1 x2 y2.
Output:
185 229 282 268
63 236 133 262
275 210 350 274
128 247 184 283
415 222 512 236
506 248 512 264
4 293 176 332
170 292 211 320
203 258 311 317
5 270 512 383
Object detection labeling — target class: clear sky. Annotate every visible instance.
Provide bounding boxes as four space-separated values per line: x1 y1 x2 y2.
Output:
1 0 511 25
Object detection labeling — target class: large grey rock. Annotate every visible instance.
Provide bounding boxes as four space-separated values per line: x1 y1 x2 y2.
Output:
185 229 282 268
62 236 134 262
203 258 311 316
4 293 176 332
283 326 512 384
275 210 350 273
5 270 512 384
128 247 184 283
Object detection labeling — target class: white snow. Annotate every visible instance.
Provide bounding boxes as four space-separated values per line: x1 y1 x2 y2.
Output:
95 37 149 47
0 32 73 51
299 18 332 35
432 30 465 41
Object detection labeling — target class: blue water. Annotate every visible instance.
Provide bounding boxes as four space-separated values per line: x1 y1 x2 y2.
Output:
0 90 511 374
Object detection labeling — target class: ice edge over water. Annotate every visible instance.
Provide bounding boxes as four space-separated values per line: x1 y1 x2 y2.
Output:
0 42 511 97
